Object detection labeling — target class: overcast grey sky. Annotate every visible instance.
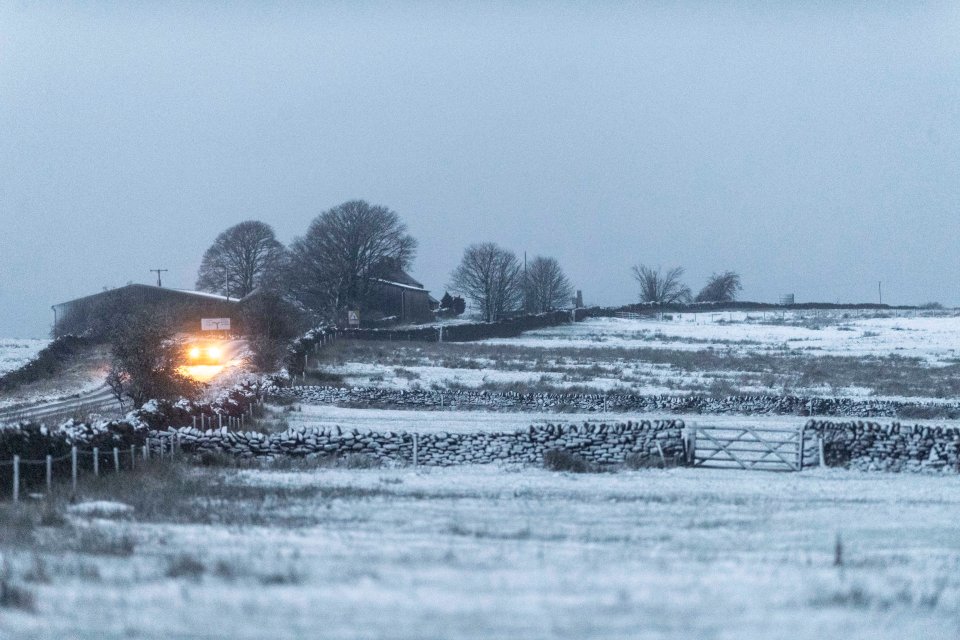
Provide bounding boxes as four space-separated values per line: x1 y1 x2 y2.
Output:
1 2 958 337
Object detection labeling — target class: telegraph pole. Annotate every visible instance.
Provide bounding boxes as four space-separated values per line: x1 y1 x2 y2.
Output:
151 269 169 287
878 281 882 305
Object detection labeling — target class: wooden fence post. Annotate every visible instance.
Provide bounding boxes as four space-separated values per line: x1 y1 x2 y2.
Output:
684 424 697 466
131 445 136 470
412 433 419 467
143 444 149 461
797 424 806 471
12 455 19 503
818 437 826 468
46 455 52 493
71 446 78 494
113 447 120 473
93 447 99 476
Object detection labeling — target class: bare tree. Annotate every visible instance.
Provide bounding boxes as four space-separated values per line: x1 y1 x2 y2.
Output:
450 243 524 322
524 256 574 313
695 271 742 303
287 200 417 320
632 264 691 304
106 313 201 409
196 221 287 299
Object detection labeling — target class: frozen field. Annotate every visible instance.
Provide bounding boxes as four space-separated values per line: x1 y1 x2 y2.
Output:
3 465 959 639
0 339 48 376
312 311 960 399
483 313 960 363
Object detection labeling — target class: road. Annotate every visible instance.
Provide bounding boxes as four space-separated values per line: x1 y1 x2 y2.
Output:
0 383 122 426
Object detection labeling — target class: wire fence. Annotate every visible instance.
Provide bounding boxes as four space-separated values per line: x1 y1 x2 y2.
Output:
1 432 184 503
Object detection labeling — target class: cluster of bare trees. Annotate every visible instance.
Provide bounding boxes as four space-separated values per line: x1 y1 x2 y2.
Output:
195 201 417 322
448 244 574 322
632 264 742 304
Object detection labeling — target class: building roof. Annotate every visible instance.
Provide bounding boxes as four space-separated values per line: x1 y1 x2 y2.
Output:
53 283 239 309
371 278 430 293
381 267 424 289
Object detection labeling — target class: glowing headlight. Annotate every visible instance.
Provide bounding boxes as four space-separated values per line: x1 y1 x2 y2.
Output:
206 346 223 360
188 347 201 359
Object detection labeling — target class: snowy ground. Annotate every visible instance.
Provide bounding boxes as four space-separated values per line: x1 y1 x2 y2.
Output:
3 465 959 639
312 311 960 399
483 312 960 363
0 339 49 376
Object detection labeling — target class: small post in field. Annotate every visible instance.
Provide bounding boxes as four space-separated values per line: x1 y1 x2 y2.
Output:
46 455 53 492
113 447 120 473
218 413 222 429
192 416 197 429
93 447 99 476
797 424 806 471
71 446 78 493
143 444 149 461
12 455 20 503
818 437 826 468
412 433 419 467
131 444 136 470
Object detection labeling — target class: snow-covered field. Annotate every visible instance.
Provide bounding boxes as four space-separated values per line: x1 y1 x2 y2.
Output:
483 312 960 364
314 311 960 399
0 338 48 376
3 465 959 639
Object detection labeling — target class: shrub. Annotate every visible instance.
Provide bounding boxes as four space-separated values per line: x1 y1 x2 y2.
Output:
623 452 662 470
543 449 594 473
0 579 36 612
76 527 136 557
338 453 381 469
166 554 205 579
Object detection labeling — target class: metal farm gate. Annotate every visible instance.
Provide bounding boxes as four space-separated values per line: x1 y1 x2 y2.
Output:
684 424 813 472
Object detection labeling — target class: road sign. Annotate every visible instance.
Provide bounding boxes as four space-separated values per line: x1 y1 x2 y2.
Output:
201 318 231 331
347 310 360 327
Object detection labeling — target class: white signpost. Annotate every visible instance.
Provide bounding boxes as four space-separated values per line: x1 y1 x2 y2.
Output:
347 310 360 327
201 318 231 331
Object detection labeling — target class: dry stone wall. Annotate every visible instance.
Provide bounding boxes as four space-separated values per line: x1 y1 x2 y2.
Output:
169 419 686 466
808 420 960 473
276 386 960 419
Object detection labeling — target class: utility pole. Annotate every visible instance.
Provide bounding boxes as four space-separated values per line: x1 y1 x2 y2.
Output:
151 269 168 287
524 251 528 313
878 281 882 305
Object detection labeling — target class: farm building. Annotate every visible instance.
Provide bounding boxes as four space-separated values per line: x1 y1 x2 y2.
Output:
52 284 241 338
365 268 437 324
